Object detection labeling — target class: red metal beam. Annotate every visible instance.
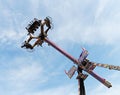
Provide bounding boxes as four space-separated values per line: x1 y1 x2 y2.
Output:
44 38 112 88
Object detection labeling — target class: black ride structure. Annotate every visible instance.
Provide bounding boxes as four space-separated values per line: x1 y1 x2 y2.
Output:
21 17 120 95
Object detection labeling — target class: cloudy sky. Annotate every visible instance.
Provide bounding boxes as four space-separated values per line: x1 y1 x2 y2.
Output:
0 0 120 95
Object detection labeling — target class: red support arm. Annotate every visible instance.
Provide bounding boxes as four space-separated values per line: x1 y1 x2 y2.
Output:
44 38 78 64
44 38 112 88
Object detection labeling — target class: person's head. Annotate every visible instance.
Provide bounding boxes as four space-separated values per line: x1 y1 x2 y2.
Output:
44 17 52 28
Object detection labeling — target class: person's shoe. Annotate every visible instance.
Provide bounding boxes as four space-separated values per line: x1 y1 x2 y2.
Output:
25 43 33 49
21 41 33 49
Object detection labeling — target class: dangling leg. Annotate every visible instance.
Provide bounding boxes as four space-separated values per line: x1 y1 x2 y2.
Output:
27 34 33 43
45 27 50 36
21 34 35 49
21 41 33 49
32 38 43 48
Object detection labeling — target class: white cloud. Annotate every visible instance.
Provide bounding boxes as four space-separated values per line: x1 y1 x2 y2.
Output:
0 2 28 48
1 0 120 47
0 56 50 95
108 46 120 57
0 29 25 48
49 0 120 46
29 0 40 17
25 84 77 95
0 0 120 95
89 71 120 95
95 0 109 20
8 63 43 81
53 20 120 45
89 84 120 95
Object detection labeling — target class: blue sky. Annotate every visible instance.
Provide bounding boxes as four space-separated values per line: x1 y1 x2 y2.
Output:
0 0 120 95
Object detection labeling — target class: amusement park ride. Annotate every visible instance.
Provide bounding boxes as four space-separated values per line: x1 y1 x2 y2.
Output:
21 17 120 95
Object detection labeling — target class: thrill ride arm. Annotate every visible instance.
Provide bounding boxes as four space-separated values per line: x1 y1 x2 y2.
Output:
44 38 112 88
92 62 120 71
21 17 116 88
